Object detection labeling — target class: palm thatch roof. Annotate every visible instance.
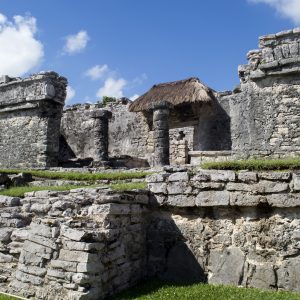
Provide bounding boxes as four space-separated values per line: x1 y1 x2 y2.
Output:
129 77 214 112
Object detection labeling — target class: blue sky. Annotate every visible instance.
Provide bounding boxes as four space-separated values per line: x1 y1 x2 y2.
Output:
0 0 299 105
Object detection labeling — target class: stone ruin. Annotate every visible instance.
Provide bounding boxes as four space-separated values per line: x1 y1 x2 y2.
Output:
0 28 300 299
0 72 67 168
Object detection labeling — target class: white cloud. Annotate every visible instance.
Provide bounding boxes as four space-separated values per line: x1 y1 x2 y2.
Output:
130 94 139 101
64 30 89 55
66 85 75 102
0 14 7 24
84 64 109 80
249 0 300 24
96 77 127 99
0 13 44 77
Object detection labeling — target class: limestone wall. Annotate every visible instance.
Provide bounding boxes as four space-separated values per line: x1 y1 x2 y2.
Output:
0 188 149 300
225 28 300 157
147 168 300 291
61 101 197 165
0 72 67 168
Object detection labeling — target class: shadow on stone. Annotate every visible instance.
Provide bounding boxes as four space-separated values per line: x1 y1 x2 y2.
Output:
160 241 206 284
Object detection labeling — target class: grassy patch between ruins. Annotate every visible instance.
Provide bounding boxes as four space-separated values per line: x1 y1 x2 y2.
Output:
201 157 300 171
109 182 147 191
116 280 300 300
0 182 147 197
0 185 99 197
0 169 151 181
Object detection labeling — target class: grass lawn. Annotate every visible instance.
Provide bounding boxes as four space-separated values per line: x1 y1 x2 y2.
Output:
201 157 300 171
0 169 151 181
0 293 23 300
115 281 300 300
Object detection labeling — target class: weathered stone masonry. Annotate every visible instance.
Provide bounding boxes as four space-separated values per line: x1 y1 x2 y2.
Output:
222 28 300 158
1 170 300 299
0 188 149 299
147 168 300 291
0 72 67 168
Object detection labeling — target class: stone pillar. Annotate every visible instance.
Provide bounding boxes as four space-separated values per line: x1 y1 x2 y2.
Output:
152 102 171 166
91 110 112 162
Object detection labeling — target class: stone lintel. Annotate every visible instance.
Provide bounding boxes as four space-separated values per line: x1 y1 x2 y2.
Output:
89 109 112 119
151 101 173 111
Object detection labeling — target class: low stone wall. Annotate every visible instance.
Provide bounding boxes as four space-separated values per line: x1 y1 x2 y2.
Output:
147 168 300 291
0 188 149 299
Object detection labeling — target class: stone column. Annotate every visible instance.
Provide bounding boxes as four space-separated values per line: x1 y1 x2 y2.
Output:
91 110 112 162
152 102 171 166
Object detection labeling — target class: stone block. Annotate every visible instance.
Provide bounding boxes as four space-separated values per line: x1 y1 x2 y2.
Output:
209 247 245 285
167 182 192 195
258 172 291 181
166 195 195 207
196 191 230 206
230 192 267 206
18 264 47 277
209 170 236 182
63 241 104 252
0 228 12 243
248 264 276 289
77 261 104 273
257 181 289 194
61 226 88 241
30 203 52 214
238 171 258 183
0 196 20 208
59 249 98 263
11 229 29 242
190 172 210 182
292 173 300 191
28 234 57 250
88 203 131 215
168 172 189 182
19 249 45 266
23 240 54 259
148 182 167 194
266 194 300 207
15 270 43 285
277 258 300 291
0 252 14 263
50 260 77 272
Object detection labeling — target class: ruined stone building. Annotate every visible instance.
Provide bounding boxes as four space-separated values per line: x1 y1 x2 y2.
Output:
0 28 299 168
1 28 300 300
60 28 300 168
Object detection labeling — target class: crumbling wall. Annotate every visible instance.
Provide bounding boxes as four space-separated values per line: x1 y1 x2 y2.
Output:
0 188 149 300
225 29 300 157
147 168 300 291
61 101 197 165
0 72 67 168
61 101 151 163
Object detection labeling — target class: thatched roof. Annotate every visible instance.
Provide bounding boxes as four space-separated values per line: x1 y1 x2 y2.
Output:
129 77 214 112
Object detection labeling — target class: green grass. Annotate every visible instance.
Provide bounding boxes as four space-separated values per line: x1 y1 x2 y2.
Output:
0 181 147 197
201 157 300 171
0 169 151 182
0 185 99 197
109 182 147 191
115 280 300 300
0 293 23 300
